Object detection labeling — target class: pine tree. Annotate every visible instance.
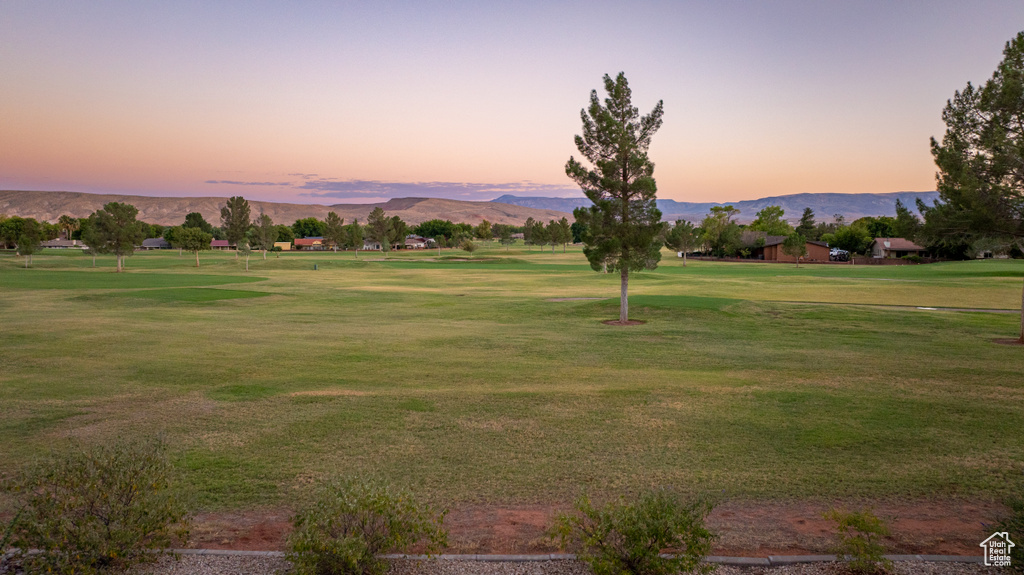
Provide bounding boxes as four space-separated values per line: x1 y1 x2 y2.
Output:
220 196 251 255
324 211 345 252
567 73 665 324
925 31 1024 342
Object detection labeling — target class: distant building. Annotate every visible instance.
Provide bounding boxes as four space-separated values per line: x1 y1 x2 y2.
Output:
750 235 830 262
870 238 926 258
40 239 85 249
141 238 171 250
404 235 428 249
362 239 382 251
273 241 292 251
211 239 234 250
294 237 325 250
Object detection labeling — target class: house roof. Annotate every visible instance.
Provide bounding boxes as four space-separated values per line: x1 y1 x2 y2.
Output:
40 239 80 247
761 236 829 248
872 237 924 251
294 238 322 246
142 238 170 248
211 239 231 247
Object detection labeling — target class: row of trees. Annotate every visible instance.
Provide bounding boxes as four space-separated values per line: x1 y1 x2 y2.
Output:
523 217 572 252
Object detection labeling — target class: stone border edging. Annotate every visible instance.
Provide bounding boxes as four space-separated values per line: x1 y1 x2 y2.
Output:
171 549 984 566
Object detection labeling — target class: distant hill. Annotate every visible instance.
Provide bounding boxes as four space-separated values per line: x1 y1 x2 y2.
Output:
0 191 569 227
492 191 941 223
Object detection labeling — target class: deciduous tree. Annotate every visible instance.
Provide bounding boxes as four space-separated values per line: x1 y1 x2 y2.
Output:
179 226 212 267
700 206 741 257
663 220 697 266
345 219 364 257
782 233 808 267
567 73 665 323
90 202 144 272
250 214 278 259
17 218 42 267
749 205 793 236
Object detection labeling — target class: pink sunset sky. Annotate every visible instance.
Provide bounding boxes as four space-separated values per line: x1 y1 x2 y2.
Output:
2 1 1023 205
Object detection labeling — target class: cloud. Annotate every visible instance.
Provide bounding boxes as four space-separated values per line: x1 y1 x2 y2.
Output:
205 180 292 186
299 179 583 201
286 173 320 180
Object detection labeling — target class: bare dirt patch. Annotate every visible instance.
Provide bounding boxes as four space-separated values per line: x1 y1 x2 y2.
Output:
287 389 370 397
993 338 1024 346
547 298 604 302
601 319 646 326
186 499 1004 555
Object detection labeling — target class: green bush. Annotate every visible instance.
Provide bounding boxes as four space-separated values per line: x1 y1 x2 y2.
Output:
460 239 477 253
286 476 447 575
823 508 892 575
3 437 189 575
550 489 716 575
901 255 922 264
997 497 1023 573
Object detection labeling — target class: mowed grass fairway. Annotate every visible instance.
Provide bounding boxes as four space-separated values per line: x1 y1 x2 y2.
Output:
1 246 1023 510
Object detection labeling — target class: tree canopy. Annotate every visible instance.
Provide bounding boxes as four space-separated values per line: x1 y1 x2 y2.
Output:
89 202 145 272
179 226 212 267
292 217 326 239
663 220 697 266
749 206 793 236
367 207 393 252
567 72 665 323
924 31 1024 341
323 211 345 251
220 196 251 248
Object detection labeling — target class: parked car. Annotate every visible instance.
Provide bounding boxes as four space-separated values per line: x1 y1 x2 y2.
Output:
830 248 849 262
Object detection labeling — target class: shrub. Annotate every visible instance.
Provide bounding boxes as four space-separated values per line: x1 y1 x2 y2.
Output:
460 239 477 253
997 497 1023 573
823 508 892 575
3 437 189 575
286 476 447 575
550 489 716 575
901 255 922 264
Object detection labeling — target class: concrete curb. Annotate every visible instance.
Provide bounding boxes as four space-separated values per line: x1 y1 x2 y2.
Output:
171 549 985 565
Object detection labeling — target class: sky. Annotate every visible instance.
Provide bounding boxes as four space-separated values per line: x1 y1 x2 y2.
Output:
2 1 1023 205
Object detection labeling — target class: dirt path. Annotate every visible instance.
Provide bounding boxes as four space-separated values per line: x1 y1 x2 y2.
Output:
187 499 1005 556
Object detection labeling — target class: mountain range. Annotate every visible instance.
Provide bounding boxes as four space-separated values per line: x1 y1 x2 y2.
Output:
0 191 568 227
491 191 941 223
2 189 942 227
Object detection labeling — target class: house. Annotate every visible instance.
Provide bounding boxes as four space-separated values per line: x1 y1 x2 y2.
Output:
210 239 234 250
273 241 292 251
404 235 428 249
362 239 382 251
40 239 85 249
294 237 325 250
870 238 926 258
750 235 830 262
141 238 171 250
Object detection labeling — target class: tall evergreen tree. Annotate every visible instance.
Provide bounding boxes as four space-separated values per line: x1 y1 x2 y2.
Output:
925 31 1024 341
567 73 665 324
90 202 144 272
346 218 364 257
795 208 816 239
323 211 345 252
220 196 251 254
367 208 392 253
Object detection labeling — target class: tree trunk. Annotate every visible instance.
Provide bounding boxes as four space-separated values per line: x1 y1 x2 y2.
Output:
1019 276 1023 344
195 251 200 267
24 255 28 268
245 254 250 272
683 251 687 267
92 252 96 267
263 248 267 260
178 248 182 256
620 268 629 323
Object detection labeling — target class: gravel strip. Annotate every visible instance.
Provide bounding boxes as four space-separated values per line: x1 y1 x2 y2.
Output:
125 556 996 575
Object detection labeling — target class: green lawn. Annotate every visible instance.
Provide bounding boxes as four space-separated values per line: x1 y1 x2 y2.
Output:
1 246 1022 509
